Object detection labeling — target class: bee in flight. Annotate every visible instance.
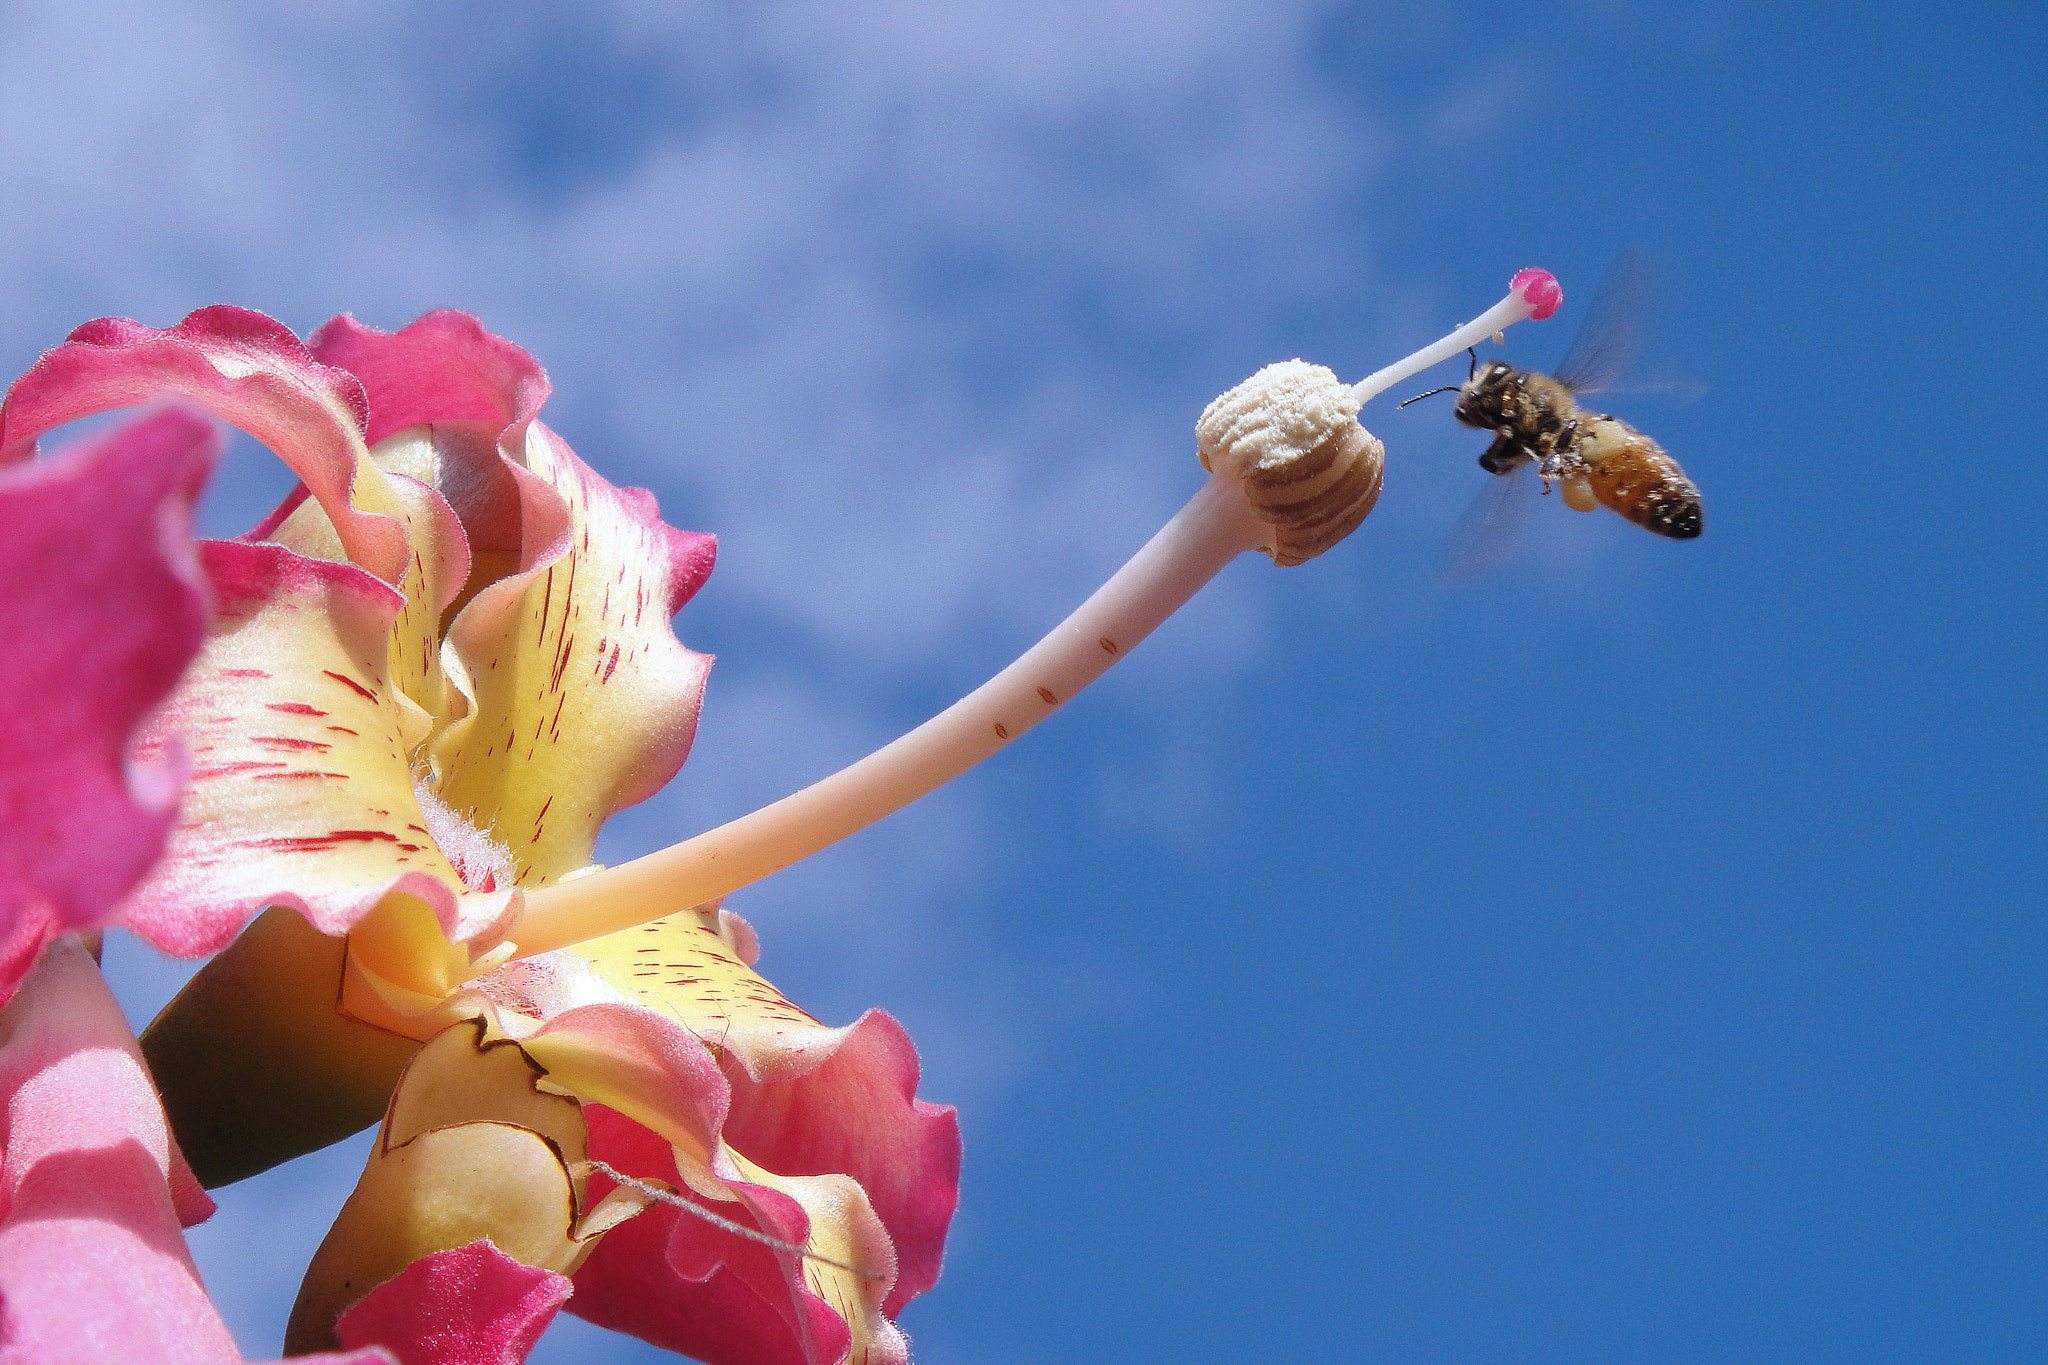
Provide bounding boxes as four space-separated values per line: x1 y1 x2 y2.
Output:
1407 254 1703 570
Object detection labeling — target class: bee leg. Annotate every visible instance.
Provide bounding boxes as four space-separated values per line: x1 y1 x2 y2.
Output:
1536 445 1579 481
1477 432 1520 475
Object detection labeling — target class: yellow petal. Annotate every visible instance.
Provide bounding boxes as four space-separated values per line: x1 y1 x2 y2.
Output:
264 425 473 726
127 541 511 957
565 906 830 1075
723 1151 908 1365
429 423 714 887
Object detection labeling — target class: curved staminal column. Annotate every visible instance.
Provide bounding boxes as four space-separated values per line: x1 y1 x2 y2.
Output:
501 269 1561 960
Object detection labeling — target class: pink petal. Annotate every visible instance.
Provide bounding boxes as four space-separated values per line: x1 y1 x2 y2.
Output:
0 938 235 1361
335 1240 572 1365
0 306 410 585
511 999 735 1154
302 308 713 610
510 1000 949 1365
720 1010 960 1315
308 311 550 450
569 1107 856 1365
0 409 216 1000
304 311 551 568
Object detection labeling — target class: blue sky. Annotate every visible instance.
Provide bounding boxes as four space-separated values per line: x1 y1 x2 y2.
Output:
6 0 2039 1361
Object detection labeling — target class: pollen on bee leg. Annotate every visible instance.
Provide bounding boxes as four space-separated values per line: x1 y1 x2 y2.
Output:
1561 473 1598 512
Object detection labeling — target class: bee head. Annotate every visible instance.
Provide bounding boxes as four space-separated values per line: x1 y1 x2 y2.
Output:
1452 360 1518 429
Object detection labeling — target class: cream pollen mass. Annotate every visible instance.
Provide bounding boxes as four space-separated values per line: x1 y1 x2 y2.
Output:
1197 359 1384 567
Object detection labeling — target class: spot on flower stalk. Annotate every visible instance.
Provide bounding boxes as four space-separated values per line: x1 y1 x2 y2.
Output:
495 269 1563 960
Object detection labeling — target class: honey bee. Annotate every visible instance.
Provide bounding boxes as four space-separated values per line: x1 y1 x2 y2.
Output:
1414 255 1704 553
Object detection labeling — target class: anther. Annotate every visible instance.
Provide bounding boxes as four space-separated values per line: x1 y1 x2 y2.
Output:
1197 361 1382 567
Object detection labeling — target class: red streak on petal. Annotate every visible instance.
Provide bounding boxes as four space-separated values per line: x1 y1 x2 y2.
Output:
236 829 399 852
550 632 576 691
325 726 360 736
265 702 330 716
219 668 271 679
321 669 379 703
192 761 288 777
249 736 333 752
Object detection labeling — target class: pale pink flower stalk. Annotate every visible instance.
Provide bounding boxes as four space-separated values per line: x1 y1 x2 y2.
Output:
495 269 1563 960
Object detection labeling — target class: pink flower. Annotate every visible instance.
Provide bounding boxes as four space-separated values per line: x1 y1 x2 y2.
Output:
0 268 1570 1361
1 308 957 1363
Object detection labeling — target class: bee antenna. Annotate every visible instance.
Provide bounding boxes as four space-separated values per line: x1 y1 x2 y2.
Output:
1466 346 1479 379
1398 385 1461 409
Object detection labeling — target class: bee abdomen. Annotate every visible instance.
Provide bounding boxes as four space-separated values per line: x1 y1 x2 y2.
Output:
1580 422 1703 540
1626 481 1703 538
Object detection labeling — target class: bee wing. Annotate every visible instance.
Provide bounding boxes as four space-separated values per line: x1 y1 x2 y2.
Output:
1597 377 1709 406
1434 462 1533 586
1552 249 1651 396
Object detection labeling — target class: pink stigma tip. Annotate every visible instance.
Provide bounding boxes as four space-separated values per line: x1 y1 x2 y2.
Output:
1511 268 1562 320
